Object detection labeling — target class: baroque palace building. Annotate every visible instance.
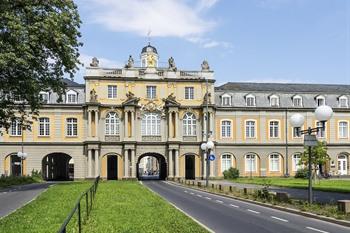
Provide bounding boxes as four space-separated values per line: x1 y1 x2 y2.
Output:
0 44 349 180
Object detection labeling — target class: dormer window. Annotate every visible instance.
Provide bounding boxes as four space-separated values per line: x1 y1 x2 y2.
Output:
39 91 50 104
66 90 77 104
221 94 232 106
269 95 279 107
316 95 325 106
246 94 256 107
339 96 348 108
292 95 303 107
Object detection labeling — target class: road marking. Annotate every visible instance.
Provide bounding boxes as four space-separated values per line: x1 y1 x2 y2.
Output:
230 204 239 208
215 200 224 204
247 209 260 214
197 194 202 197
306 227 329 233
271 216 288 222
205 197 212 200
184 190 188 193
190 192 194 195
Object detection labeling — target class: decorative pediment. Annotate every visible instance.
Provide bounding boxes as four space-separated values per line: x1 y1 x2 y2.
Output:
122 91 140 106
138 100 166 118
162 93 180 107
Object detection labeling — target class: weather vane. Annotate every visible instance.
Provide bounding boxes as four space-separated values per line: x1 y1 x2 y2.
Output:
147 29 151 45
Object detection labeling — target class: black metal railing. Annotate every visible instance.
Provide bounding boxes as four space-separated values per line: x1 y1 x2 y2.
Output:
57 176 100 233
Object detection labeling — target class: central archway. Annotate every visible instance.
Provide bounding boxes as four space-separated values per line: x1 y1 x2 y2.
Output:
42 153 73 181
137 153 167 180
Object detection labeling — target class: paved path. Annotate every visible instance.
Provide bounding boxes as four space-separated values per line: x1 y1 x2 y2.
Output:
208 180 350 204
144 181 350 233
0 183 51 218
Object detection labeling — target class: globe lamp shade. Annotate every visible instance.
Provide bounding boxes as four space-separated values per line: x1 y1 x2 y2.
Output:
201 142 207 151
207 140 214 149
315 105 333 122
290 113 305 128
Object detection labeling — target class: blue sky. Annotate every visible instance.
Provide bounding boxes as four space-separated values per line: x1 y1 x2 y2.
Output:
74 0 350 86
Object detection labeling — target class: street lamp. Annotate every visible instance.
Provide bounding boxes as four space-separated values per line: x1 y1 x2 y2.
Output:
17 151 28 176
290 105 333 204
201 140 214 187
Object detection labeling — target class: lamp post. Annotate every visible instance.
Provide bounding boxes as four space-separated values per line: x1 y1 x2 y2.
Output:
17 124 29 176
290 105 333 204
201 140 214 187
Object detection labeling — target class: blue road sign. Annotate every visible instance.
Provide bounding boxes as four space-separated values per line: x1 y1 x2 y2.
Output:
208 154 215 161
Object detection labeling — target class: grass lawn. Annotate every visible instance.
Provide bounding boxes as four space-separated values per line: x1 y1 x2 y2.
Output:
83 181 208 233
0 182 92 233
232 177 350 193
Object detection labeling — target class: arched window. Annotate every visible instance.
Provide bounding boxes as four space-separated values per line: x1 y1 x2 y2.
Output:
105 112 120 135
221 154 232 172
142 113 160 136
292 153 302 171
183 113 196 136
246 94 256 107
269 154 280 172
245 154 256 172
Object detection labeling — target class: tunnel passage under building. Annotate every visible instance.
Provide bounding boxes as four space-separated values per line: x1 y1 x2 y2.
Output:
137 153 167 180
42 153 74 181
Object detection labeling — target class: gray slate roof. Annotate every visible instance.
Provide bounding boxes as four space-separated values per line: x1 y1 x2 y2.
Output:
63 78 85 88
216 82 350 94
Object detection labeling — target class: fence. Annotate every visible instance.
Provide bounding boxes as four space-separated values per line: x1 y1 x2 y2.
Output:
57 176 100 233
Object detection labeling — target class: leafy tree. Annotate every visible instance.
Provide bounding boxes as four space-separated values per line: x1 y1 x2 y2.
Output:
300 141 330 181
0 0 82 129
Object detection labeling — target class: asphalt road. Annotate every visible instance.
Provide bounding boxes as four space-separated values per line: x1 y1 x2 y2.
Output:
143 181 350 233
0 183 51 218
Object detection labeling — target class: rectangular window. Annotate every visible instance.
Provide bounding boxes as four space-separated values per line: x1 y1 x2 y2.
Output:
339 98 348 108
293 98 302 107
246 97 255 106
269 121 279 138
293 127 302 138
108 85 117 99
316 121 325 138
10 120 22 136
338 121 348 138
67 118 78 136
293 154 302 171
269 154 280 172
222 97 231 106
147 86 156 99
317 98 325 106
67 94 77 103
185 87 194 100
39 118 50 136
39 92 49 104
245 121 255 138
245 155 256 172
221 121 231 138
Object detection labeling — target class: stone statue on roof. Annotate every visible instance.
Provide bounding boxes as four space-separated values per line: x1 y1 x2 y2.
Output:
90 57 99 67
201 60 210 71
168 56 177 71
90 89 97 102
125 55 134 68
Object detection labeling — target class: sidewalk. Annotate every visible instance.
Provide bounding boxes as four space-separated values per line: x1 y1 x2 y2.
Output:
206 180 350 204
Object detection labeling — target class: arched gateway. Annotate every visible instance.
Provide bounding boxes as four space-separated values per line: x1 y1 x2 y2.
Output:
137 153 167 180
42 153 74 181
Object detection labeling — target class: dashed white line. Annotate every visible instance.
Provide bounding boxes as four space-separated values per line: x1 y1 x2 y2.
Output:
306 227 329 233
205 197 212 200
229 204 239 208
247 209 260 214
271 216 288 222
197 194 202 197
190 192 195 195
184 190 188 193
215 200 224 204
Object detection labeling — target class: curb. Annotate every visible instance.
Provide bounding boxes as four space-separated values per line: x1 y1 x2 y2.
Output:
169 181 350 228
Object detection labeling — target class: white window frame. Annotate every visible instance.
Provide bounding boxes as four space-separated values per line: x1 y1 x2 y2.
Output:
316 95 325 106
38 117 50 136
39 91 50 104
292 127 302 138
221 94 232 106
245 154 257 172
269 120 280 138
183 113 197 136
66 90 78 104
269 154 280 172
146 86 156 99
10 119 22 136
107 85 117 99
66 118 78 136
185 87 194 100
316 121 326 138
221 120 232 138
246 94 256 107
339 96 348 108
338 121 349 139
292 153 302 172
245 120 256 139
141 113 160 136
105 112 120 135
292 95 303 107
221 154 232 172
270 95 279 107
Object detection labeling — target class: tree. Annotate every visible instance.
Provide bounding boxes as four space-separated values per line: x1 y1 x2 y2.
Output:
0 0 82 129
300 141 330 181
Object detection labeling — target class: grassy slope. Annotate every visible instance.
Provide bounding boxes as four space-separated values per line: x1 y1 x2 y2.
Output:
0 175 41 189
233 177 350 193
84 181 208 233
0 182 91 233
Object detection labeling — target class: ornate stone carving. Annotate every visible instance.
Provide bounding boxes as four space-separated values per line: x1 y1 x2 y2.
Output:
203 92 212 104
139 100 166 118
147 54 156 67
168 56 177 71
90 89 98 102
125 55 134 68
162 93 180 107
126 91 135 99
90 57 99 67
201 60 210 71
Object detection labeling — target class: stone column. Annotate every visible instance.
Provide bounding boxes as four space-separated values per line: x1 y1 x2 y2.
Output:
175 111 178 138
131 149 136 178
87 110 91 137
124 150 129 178
168 112 173 138
124 110 129 138
95 110 99 138
175 150 179 177
202 152 207 179
88 149 92 177
168 149 174 178
131 111 135 138
94 149 100 177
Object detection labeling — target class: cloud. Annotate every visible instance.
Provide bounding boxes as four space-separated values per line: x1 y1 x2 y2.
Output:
255 0 308 9
188 37 233 49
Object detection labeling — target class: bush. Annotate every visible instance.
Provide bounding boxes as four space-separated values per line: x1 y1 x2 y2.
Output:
0 170 42 188
223 167 240 179
295 168 309 179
